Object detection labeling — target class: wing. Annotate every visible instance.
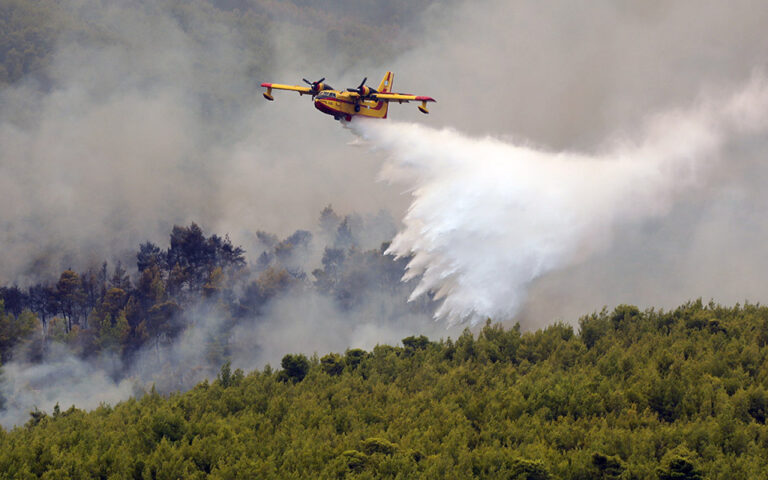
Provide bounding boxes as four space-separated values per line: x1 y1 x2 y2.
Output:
261 82 313 100
370 93 436 103
371 92 436 114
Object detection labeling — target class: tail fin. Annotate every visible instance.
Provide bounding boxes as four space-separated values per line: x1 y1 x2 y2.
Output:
378 72 394 93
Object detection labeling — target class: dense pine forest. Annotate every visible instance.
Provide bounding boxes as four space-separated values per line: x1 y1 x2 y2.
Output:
2 301 768 478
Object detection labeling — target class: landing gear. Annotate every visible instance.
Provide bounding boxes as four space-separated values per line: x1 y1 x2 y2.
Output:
354 104 361 112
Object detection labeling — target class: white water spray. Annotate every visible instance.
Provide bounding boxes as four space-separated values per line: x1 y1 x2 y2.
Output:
352 75 768 324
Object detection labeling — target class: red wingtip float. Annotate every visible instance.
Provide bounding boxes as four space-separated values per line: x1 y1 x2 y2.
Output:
260 72 435 122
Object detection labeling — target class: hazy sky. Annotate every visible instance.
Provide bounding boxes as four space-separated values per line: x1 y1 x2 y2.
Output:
2 0 768 323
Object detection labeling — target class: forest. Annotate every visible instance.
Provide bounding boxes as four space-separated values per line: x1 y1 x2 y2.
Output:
2 300 768 478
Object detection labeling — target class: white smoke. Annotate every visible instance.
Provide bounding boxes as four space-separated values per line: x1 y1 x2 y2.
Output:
352 74 768 323
0 344 138 427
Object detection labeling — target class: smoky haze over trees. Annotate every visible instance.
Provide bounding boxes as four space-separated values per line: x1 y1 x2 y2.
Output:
0 206 452 428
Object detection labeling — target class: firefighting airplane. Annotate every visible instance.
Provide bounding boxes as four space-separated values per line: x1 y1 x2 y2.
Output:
260 72 435 121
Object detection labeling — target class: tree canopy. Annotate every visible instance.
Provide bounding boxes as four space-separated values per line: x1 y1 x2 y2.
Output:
2 301 768 478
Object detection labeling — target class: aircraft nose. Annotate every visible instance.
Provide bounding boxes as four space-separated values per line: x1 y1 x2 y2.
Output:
314 98 332 115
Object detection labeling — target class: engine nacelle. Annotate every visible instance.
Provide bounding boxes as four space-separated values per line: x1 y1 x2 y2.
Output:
313 82 333 94
360 85 378 97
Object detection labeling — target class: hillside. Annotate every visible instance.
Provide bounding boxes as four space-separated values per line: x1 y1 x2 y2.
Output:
2 301 768 479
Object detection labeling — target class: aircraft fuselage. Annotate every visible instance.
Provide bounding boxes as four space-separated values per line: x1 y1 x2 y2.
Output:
313 90 388 121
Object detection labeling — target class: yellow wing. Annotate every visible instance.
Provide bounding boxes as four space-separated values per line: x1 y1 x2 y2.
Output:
371 93 436 114
261 82 313 100
371 93 435 103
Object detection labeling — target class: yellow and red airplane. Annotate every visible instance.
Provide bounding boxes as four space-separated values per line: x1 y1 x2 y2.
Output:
261 72 435 121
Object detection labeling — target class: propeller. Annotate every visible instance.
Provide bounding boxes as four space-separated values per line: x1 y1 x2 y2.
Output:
346 77 377 98
302 77 327 94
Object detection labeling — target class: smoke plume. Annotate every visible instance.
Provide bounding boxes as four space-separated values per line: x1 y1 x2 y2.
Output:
352 74 768 323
